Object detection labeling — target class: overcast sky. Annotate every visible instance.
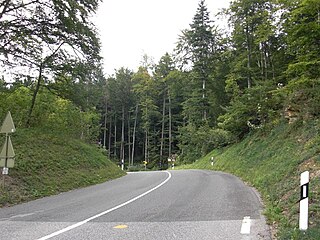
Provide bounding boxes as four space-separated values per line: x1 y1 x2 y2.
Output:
93 0 231 76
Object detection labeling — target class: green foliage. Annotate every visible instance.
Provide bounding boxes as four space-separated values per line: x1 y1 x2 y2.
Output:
127 164 146 172
1 0 101 73
178 124 233 163
284 0 320 62
0 87 100 142
0 87 31 126
279 227 320 240
219 83 277 138
98 0 320 166
175 0 222 124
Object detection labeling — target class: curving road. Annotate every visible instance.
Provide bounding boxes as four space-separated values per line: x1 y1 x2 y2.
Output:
0 170 271 239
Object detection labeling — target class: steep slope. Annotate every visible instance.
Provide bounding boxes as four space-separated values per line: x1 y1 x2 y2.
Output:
179 121 320 239
0 128 125 207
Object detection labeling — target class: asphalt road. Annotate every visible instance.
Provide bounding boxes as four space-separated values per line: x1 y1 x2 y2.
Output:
0 170 271 240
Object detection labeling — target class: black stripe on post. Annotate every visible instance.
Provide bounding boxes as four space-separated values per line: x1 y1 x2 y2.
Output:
300 183 309 201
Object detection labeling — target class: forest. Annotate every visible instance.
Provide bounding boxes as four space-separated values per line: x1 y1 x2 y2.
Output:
0 0 319 169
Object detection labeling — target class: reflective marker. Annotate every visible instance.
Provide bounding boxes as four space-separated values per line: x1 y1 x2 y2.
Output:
299 171 309 231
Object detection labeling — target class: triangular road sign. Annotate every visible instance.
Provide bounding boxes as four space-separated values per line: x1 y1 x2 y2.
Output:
0 136 15 168
0 111 16 134
0 159 14 168
0 136 15 159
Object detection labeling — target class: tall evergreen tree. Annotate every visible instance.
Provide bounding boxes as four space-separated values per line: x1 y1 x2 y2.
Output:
154 53 175 167
176 0 218 123
278 0 320 119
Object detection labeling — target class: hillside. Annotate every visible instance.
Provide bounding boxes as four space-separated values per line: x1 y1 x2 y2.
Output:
178 121 320 239
0 128 125 207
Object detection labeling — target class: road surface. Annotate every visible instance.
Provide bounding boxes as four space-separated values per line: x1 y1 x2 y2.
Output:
0 170 271 239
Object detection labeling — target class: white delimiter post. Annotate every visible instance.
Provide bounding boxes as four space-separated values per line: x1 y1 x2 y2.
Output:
299 171 309 231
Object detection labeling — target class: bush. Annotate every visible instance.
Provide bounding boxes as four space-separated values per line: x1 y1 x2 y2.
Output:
178 123 233 163
0 87 101 142
127 164 146 172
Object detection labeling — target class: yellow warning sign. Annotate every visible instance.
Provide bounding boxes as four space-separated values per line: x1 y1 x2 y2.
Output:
0 112 16 134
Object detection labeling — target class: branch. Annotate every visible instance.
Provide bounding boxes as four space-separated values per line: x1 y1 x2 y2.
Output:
0 0 10 20
43 41 66 65
0 0 40 19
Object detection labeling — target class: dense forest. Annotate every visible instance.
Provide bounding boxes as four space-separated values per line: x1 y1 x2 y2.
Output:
0 0 319 169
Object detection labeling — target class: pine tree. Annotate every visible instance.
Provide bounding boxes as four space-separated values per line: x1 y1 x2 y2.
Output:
176 0 218 123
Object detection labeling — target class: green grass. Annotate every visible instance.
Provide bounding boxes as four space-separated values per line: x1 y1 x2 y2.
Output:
178 120 320 239
0 128 125 207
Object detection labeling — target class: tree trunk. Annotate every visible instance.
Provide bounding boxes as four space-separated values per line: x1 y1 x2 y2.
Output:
114 114 117 159
108 115 112 159
127 110 131 166
0 0 10 20
103 101 108 149
202 76 207 120
26 42 65 127
270 54 275 80
120 105 125 165
168 91 172 159
131 104 138 165
245 23 252 89
144 105 149 164
26 63 43 127
144 129 148 163
263 42 268 80
160 92 166 167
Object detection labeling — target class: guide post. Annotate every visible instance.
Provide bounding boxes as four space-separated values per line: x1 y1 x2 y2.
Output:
299 171 309 231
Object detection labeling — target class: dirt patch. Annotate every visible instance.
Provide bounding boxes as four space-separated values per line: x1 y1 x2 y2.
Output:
298 158 320 179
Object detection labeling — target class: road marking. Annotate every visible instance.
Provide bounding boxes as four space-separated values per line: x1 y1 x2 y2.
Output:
240 216 251 234
36 171 171 240
10 212 35 219
113 224 128 229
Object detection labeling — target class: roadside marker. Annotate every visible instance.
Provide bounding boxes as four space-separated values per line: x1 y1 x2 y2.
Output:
121 159 124 171
299 171 309 231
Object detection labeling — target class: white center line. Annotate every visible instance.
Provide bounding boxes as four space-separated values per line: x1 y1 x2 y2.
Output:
240 216 251 234
37 171 172 240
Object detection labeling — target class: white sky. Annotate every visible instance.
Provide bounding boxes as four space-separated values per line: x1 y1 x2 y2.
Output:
93 0 231 76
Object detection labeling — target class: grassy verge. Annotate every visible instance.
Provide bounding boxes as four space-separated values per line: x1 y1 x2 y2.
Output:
178 120 320 239
0 128 125 207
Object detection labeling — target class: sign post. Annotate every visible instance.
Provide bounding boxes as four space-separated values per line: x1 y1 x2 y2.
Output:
211 157 214 166
121 159 124 171
143 161 147 170
0 112 16 187
299 171 309 231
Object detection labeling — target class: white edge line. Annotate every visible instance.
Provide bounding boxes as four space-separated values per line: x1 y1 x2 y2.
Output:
37 171 172 240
